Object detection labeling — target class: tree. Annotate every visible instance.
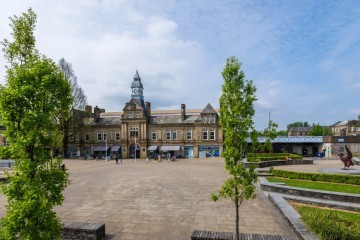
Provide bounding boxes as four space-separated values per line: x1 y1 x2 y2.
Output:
212 56 258 240
58 58 87 158
308 124 332 136
0 9 72 239
260 120 278 152
287 121 308 130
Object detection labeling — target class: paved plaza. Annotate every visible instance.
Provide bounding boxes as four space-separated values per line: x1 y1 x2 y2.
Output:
0 158 299 239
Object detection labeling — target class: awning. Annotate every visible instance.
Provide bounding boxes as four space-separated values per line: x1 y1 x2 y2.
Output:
111 146 120 152
148 146 158 151
92 145 110 151
160 146 181 152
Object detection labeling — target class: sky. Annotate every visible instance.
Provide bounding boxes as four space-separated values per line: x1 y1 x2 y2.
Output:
0 0 359 130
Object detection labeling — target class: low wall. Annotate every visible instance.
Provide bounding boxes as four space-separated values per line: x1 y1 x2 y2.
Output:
244 159 313 168
61 221 105 240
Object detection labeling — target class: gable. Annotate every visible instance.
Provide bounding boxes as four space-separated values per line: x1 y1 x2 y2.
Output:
123 98 144 111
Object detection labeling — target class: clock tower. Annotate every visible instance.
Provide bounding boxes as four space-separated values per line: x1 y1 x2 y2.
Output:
130 70 145 108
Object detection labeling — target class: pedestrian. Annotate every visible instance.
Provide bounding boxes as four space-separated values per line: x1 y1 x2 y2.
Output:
115 156 119 164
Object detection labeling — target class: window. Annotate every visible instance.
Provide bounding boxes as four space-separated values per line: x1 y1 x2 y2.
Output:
127 113 133 119
210 130 215 140
203 130 208 140
202 117 206 123
152 131 157 140
115 131 120 141
103 132 107 141
69 133 73 141
166 130 171 140
85 133 90 141
130 125 138 137
186 130 192 140
135 112 140 118
351 126 355 132
172 130 177 140
212 116 216 123
207 117 211 123
97 132 102 141
356 127 360 132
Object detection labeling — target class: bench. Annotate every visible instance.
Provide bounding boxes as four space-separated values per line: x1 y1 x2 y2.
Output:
191 230 285 240
62 221 105 240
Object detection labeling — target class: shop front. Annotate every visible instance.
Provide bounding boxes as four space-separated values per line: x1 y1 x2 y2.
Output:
198 145 220 158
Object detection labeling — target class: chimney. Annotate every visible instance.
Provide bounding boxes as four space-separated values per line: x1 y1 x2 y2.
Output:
85 105 92 117
94 106 100 122
181 104 186 122
146 102 151 116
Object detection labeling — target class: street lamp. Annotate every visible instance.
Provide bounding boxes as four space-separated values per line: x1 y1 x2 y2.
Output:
105 138 108 161
134 137 137 162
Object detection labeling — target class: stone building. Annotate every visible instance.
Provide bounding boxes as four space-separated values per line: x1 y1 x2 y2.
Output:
330 120 360 136
68 71 223 159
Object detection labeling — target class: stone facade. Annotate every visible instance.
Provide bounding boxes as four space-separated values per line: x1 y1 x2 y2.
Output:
68 71 223 159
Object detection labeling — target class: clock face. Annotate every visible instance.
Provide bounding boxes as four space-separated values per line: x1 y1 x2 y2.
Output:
132 89 138 94
138 89 143 94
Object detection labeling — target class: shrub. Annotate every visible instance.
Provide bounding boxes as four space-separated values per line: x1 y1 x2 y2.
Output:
272 169 360 185
294 205 360 240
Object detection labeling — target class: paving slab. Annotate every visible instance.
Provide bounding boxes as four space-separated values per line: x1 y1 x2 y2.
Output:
0 158 297 239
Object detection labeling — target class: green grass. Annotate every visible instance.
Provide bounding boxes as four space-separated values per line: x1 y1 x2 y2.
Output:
292 203 360 240
266 177 360 194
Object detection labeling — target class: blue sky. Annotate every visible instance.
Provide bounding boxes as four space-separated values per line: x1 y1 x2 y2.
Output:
0 0 359 130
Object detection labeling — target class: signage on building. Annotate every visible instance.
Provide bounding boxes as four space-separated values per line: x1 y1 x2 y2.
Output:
338 139 344 142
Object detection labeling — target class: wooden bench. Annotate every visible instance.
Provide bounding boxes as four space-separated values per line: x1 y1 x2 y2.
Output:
191 230 285 240
62 221 105 240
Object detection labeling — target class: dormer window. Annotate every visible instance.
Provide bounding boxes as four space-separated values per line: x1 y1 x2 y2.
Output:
127 113 133 119
135 112 140 118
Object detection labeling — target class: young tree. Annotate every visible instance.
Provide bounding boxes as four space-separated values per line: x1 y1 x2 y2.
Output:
0 9 72 239
58 58 87 158
212 56 258 240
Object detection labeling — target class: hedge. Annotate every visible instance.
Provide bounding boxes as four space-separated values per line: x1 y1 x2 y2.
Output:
247 153 303 162
271 169 360 185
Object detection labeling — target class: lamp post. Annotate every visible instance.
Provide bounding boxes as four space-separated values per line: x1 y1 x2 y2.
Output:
134 137 137 162
105 138 108 161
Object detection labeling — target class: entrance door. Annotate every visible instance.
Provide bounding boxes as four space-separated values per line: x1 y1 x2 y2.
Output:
130 144 140 158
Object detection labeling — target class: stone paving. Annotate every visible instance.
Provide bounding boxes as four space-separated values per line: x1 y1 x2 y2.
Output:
0 158 297 239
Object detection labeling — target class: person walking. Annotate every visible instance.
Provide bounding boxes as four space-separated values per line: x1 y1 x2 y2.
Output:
115 156 119 164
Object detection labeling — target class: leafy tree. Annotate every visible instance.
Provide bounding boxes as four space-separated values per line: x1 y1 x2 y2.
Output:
0 9 72 239
308 124 332 136
212 56 258 240
260 120 278 152
58 58 87 158
276 129 288 136
287 121 308 130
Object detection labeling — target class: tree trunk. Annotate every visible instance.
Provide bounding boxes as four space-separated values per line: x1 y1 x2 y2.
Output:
235 186 239 240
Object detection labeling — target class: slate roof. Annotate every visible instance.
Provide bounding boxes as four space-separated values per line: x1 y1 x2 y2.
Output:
131 70 143 89
201 103 217 114
289 127 312 132
150 115 199 124
85 117 121 126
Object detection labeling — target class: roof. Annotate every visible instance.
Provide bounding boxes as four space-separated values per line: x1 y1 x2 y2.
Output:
201 103 217 114
150 115 199 124
131 70 143 89
247 136 323 143
100 108 220 117
289 127 312 132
